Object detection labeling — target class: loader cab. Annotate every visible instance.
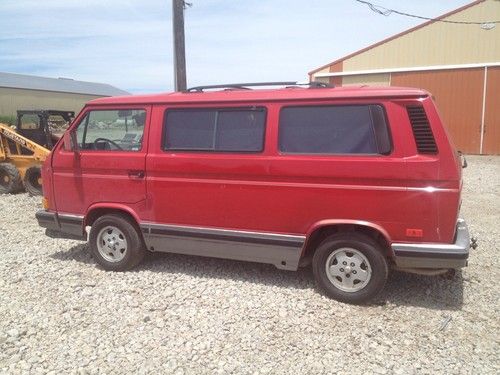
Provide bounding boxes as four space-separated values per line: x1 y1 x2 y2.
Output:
16 110 74 150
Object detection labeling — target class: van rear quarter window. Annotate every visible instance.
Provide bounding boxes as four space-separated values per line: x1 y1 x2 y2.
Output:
278 104 391 154
163 107 266 152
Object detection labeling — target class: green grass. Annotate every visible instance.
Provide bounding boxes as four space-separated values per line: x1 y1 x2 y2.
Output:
0 115 16 126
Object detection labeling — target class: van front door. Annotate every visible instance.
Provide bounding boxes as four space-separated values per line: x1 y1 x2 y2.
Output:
52 106 150 214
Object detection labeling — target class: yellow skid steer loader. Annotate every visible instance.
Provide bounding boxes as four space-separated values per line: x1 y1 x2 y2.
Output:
0 110 74 195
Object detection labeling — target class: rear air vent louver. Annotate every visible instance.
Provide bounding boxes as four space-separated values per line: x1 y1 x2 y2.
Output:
407 105 438 154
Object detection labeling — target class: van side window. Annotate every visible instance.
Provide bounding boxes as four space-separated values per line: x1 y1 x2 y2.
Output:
163 107 266 152
76 109 146 151
278 105 391 155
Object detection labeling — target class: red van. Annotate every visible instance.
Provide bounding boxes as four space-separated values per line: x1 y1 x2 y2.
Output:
36 82 472 303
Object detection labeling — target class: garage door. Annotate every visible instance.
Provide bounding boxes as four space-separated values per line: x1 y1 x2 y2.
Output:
482 66 500 155
391 68 484 154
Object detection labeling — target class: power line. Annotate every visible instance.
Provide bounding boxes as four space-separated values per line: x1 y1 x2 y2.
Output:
354 0 500 25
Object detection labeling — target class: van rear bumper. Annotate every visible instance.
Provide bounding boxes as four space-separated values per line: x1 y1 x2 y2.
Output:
36 210 86 241
391 219 471 269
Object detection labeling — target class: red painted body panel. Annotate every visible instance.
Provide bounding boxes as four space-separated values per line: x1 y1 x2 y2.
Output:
49 105 151 213
42 87 461 250
88 86 428 106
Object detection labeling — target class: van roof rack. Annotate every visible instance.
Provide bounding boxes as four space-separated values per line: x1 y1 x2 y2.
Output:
185 81 333 93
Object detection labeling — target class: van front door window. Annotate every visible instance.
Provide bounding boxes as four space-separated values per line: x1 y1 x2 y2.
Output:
76 109 146 151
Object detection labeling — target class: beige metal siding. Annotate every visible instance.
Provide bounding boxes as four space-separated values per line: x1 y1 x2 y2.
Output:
341 73 391 86
311 66 330 78
314 77 330 84
343 0 500 72
0 87 102 117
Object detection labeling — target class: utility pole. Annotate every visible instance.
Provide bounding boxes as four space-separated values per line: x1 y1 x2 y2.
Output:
172 0 187 91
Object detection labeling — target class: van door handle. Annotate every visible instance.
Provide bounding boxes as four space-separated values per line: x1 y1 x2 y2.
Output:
128 170 145 179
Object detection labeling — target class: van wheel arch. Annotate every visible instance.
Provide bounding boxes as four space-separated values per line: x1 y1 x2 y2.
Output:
85 207 141 233
300 224 391 267
83 207 145 244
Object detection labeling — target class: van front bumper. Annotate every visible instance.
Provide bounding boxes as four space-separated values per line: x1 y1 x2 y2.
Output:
36 210 86 241
391 219 471 269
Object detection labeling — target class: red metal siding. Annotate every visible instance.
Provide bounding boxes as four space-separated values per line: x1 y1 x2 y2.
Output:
483 67 500 154
391 69 484 154
328 62 343 87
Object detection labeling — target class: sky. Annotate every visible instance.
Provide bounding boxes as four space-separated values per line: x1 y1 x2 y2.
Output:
0 0 475 94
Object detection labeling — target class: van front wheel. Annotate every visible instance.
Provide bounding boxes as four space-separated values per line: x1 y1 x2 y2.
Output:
89 214 145 271
312 233 388 304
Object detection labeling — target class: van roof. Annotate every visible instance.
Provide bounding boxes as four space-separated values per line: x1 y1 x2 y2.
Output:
88 85 429 106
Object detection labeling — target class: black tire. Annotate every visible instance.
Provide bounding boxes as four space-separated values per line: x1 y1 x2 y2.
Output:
89 214 145 271
0 163 22 194
24 165 43 196
312 233 388 304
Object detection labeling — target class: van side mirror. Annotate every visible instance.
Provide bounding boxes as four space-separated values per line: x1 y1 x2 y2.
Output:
63 131 77 152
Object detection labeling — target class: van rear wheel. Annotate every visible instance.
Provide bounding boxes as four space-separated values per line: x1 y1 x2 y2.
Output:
312 233 388 304
89 214 145 271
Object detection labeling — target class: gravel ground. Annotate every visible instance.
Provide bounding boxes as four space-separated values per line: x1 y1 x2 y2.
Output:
0 155 499 374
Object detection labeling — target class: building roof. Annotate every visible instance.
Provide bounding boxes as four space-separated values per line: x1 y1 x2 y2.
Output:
0 72 129 97
309 0 485 75
88 86 429 106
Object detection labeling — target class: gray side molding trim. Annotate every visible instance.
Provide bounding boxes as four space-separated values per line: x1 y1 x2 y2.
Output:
391 219 471 269
140 223 306 271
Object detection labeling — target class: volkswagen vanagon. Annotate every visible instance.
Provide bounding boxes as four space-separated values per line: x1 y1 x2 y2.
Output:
36 82 472 303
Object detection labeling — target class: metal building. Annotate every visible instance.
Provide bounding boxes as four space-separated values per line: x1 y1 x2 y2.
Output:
0 72 129 118
309 0 500 154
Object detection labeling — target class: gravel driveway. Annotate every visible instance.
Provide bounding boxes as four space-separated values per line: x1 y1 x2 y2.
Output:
1 156 499 374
